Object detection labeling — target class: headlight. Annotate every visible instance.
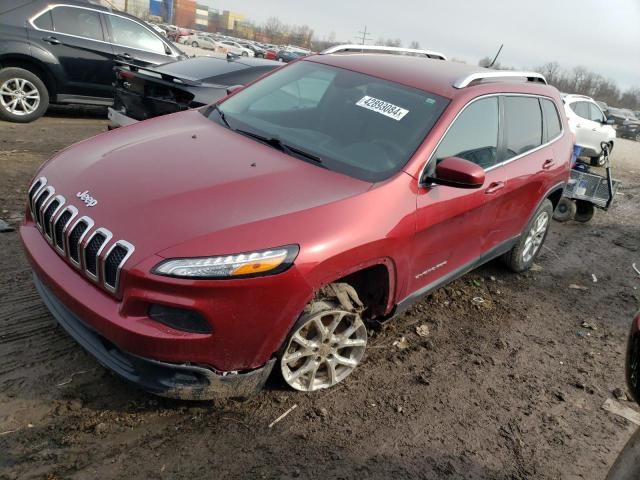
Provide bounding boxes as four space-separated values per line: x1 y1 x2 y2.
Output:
153 245 299 279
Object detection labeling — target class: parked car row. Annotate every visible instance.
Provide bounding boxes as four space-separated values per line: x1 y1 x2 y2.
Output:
0 0 287 123
0 0 186 122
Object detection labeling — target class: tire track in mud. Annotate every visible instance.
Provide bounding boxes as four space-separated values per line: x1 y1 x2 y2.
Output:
0 286 77 379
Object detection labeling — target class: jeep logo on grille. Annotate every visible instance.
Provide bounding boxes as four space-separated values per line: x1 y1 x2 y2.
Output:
76 190 98 207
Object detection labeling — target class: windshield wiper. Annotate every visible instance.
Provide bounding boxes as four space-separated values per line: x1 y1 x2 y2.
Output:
212 104 231 129
235 129 323 165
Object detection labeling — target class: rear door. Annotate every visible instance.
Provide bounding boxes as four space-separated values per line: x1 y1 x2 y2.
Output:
28 5 116 100
103 12 176 66
587 102 608 149
569 101 600 151
488 95 559 244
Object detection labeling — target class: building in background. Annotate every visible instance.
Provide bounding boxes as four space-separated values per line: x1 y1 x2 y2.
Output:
195 3 208 30
173 0 196 27
220 10 245 31
149 0 174 21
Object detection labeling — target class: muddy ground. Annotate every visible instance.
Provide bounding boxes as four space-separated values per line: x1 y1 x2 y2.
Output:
1 108 639 480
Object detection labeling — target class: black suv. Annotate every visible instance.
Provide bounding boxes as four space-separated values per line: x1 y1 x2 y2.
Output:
0 0 185 123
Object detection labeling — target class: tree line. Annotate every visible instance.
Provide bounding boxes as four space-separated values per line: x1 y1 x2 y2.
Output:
479 57 639 110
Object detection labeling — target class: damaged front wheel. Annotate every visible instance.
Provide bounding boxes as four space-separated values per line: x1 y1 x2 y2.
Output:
280 298 367 392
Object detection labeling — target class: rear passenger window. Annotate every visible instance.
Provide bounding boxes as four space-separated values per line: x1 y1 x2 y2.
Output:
503 96 543 160
541 99 562 140
571 101 590 120
433 97 499 169
51 7 104 41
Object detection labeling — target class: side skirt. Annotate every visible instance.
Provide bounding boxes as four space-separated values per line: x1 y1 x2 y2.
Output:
391 236 519 318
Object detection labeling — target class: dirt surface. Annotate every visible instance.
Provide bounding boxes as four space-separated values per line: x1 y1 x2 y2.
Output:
1 110 640 480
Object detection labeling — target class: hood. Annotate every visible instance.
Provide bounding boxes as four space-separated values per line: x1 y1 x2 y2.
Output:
38 110 371 262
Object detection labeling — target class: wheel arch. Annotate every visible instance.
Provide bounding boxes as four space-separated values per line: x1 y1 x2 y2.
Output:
0 54 57 98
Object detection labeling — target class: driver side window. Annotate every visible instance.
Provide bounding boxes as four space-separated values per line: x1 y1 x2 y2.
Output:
433 97 499 169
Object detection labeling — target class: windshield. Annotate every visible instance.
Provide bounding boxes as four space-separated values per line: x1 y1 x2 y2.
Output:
208 61 449 182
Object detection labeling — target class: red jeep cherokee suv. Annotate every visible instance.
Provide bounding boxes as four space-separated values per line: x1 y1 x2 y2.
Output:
21 45 572 399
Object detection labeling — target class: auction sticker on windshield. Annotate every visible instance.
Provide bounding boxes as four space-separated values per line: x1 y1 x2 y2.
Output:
356 96 409 121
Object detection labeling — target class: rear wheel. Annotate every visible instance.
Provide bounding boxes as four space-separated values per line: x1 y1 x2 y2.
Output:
241 51 248 56
635 133 640 142
503 199 553 272
191 41 199 48
574 200 595 223
553 197 576 223
280 299 367 392
0 67 49 123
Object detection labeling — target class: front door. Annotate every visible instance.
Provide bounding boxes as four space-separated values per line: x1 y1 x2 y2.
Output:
28 5 116 99
409 96 505 297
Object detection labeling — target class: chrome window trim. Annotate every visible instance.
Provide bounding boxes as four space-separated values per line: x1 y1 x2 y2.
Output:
419 93 564 186
53 205 78 255
44 194 66 242
28 176 47 217
35 186 55 230
83 228 113 282
103 240 135 293
28 4 178 58
67 216 94 269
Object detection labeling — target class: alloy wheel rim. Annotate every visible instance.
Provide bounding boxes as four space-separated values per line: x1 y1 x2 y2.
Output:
281 309 367 391
0 78 40 116
522 211 549 263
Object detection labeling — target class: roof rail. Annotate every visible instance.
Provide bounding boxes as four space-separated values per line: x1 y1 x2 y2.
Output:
453 71 547 89
321 44 447 61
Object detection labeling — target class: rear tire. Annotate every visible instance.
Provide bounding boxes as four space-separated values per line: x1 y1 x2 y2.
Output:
574 200 595 223
242 51 248 56
503 199 553 272
553 197 576 223
0 67 49 123
192 41 199 48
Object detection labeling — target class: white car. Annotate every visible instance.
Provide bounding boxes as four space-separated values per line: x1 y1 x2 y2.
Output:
180 34 219 51
219 40 254 57
563 94 616 166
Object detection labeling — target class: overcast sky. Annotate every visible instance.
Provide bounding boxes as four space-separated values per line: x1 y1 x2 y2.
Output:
202 0 639 90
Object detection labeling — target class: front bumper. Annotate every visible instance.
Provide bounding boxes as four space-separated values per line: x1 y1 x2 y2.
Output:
34 272 275 399
107 107 139 129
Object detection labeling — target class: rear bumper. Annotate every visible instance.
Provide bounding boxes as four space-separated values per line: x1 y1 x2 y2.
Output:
107 107 139 128
34 272 275 399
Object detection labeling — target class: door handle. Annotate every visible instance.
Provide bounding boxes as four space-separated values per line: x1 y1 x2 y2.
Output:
542 159 555 170
485 181 505 194
591 128 598 131
117 53 133 61
576 124 582 128
43 36 61 45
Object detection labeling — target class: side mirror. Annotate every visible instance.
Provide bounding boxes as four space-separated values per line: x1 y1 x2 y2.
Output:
226 85 243 95
605 118 616 125
425 157 485 189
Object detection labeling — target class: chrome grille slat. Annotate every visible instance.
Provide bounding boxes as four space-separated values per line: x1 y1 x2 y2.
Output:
103 241 135 292
30 182 134 296
83 228 112 281
34 186 54 228
66 216 94 267
28 176 47 217
53 206 78 254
